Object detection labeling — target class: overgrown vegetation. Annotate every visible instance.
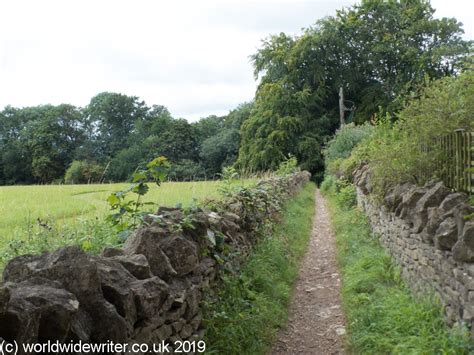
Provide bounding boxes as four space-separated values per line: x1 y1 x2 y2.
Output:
106 156 170 239
322 181 473 354
236 0 469 182
204 182 316 354
323 123 373 179
323 69 474 198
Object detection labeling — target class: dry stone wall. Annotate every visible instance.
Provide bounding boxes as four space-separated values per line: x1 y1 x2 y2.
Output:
0 171 310 353
354 165 474 336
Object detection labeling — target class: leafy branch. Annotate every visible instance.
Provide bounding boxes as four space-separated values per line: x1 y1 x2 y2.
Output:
106 156 171 239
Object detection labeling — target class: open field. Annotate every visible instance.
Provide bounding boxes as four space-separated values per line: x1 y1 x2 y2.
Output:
0 179 251 267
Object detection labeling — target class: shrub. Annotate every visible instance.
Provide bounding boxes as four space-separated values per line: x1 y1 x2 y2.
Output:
64 160 104 184
276 155 299 176
349 70 474 198
320 175 335 194
336 184 357 209
323 123 374 165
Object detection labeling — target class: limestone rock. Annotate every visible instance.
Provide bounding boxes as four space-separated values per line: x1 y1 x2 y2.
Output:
434 217 458 250
130 277 169 322
395 186 426 219
108 254 152 280
123 226 177 279
95 257 138 326
453 220 474 262
161 236 199 277
0 277 83 343
3 247 130 342
439 192 468 212
102 247 124 257
412 182 450 233
383 183 411 212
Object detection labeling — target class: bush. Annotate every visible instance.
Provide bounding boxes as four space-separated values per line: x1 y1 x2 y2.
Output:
348 70 474 198
336 184 357 209
276 155 299 176
64 160 104 184
323 123 374 165
320 175 335 194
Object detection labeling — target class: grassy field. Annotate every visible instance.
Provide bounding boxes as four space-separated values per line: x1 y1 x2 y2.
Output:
0 180 250 267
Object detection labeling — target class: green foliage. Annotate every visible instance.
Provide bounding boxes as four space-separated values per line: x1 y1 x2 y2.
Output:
218 166 240 197
204 182 316 354
0 94 252 185
106 156 170 239
0 217 119 269
276 155 299 176
168 159 206 181
323 123 374 178
237 0 469 182
324 188 473 354
336 183 357 209
320 174 335 194
348 70 474 198
64 160 104 184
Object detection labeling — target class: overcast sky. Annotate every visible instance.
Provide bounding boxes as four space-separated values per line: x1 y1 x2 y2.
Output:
0 0 472 121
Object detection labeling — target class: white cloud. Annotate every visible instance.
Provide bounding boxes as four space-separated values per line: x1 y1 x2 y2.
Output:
0 0 471 121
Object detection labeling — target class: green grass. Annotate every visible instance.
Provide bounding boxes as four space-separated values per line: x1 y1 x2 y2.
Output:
323 184 473 354
204 182 316 354
0 179 252 268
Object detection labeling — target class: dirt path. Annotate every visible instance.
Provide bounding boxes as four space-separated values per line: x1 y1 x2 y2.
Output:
271 189 346 354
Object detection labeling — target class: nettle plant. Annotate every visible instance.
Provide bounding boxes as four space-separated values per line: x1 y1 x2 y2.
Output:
107 156 171 239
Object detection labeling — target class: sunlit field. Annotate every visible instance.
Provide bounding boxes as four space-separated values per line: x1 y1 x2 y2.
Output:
0 179 251 267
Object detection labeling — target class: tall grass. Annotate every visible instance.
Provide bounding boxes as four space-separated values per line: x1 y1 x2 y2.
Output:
204 182 316 354
323 182 473 354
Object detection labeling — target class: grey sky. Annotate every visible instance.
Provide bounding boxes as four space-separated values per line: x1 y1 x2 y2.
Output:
0 0 472 121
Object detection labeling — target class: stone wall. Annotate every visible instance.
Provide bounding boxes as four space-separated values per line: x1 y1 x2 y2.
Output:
354 165 474 335
0 171 310 353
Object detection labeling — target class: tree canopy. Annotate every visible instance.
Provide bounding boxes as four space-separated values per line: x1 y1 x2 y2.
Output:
237 0 470 182
0 93 252 185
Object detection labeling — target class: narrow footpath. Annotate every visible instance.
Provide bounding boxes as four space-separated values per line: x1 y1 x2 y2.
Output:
272 189 346 354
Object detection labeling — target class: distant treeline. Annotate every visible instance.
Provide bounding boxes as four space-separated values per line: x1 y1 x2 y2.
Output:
0 0 471 185
0 94 251 184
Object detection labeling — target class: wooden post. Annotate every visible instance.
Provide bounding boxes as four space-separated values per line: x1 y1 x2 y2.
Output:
339 87 345 127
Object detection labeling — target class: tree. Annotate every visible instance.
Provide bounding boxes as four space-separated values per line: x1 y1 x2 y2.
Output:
198 103 252 176
84 92 148 159
237 0 470 182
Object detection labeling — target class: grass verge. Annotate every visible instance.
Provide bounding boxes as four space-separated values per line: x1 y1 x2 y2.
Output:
203 182 316 354
323 184 473 354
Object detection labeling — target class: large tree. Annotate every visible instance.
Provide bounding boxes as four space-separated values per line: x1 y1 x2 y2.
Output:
84 92 148 159
237 0 470 182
